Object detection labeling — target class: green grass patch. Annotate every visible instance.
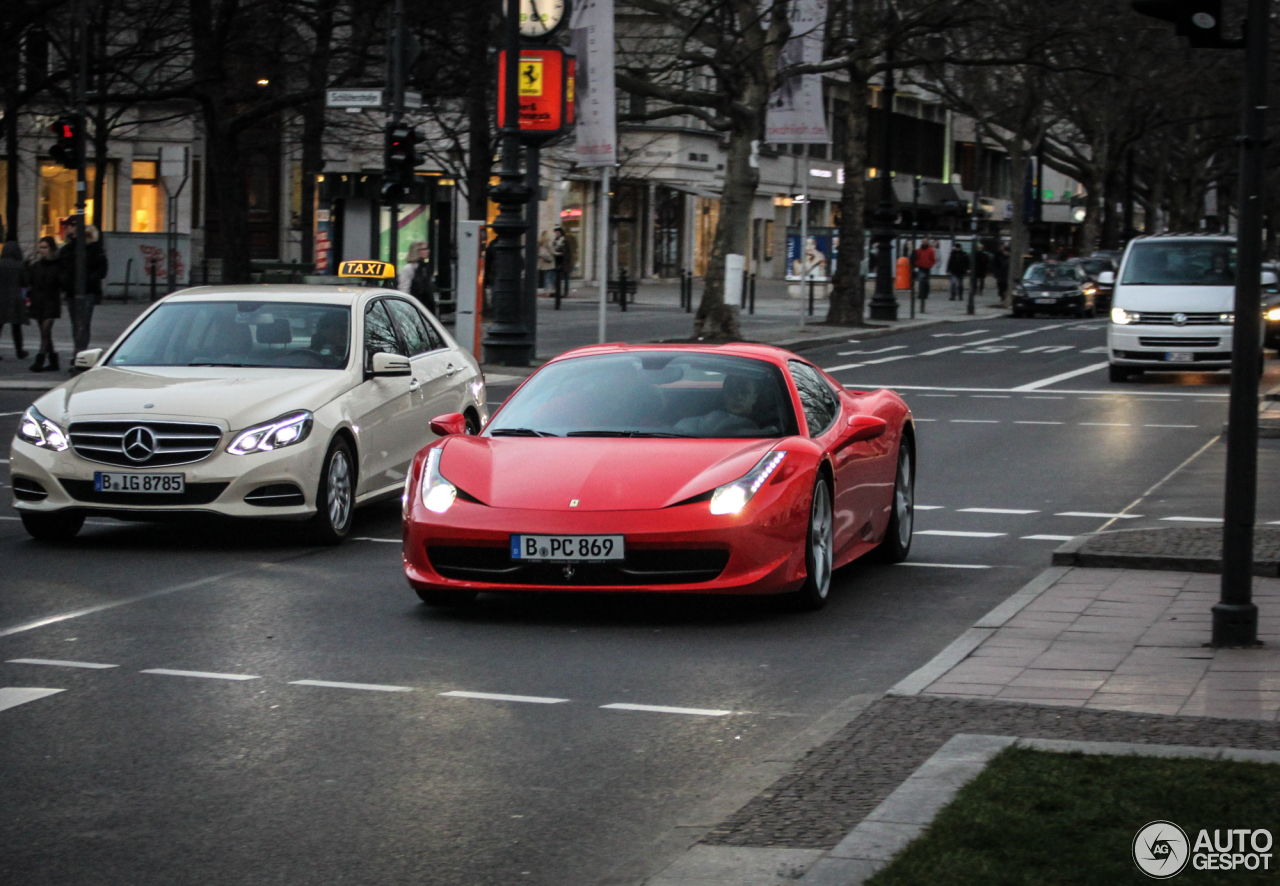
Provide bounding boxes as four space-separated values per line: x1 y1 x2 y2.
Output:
865 747 1280 885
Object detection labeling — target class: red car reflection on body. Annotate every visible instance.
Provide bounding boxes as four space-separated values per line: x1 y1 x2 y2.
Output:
402 344 915 610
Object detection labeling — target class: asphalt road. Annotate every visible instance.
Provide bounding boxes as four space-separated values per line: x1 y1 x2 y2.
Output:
1 318 1275 886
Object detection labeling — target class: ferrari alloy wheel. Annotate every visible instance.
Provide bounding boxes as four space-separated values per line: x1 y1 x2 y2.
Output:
20 510 85 542
873 440 914 563
788 477 834 611
309 437 354 545
416 588 479 607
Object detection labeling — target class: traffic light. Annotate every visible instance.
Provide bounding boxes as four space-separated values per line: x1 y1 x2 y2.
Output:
384 122 423 188
1130 1 1238 49
48 115 80 169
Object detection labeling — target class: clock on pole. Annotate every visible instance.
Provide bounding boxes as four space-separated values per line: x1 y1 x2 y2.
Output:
519 0 568 39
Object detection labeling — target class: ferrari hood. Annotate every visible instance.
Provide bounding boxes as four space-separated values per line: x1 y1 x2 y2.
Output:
440 437 783 511
33 366 353 430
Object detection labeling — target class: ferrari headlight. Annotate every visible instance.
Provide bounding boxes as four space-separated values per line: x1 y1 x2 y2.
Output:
420 447 457 514
1111 307 1140 325
227 411 313 455
1266 306 1280 321
709 451 787 516
16 407 69 452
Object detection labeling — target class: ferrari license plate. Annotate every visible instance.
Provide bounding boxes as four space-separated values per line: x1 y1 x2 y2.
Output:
1166 351 1195 363
511 534 625 561
94 472 185 493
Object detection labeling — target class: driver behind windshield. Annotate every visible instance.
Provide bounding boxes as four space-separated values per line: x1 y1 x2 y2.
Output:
674 373 762 437
310 311 349 361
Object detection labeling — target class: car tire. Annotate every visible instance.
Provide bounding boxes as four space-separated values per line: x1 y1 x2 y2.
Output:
308 437 355 545
872 440 915 564
20 511 85 542
1109 364 1133 383
415 588 479 607
1011 308 1024 318
784 475 835 611
464 411 481 435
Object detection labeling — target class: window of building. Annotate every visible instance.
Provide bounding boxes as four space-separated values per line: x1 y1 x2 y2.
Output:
39 161 117 239
131 159 165 232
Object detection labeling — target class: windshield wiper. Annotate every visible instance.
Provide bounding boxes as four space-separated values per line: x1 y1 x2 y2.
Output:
565 430 696 437
187 362 248 367
490 428 559 437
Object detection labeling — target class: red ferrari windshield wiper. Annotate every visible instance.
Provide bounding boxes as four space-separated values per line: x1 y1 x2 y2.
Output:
490 428 559 437
565 430 695 437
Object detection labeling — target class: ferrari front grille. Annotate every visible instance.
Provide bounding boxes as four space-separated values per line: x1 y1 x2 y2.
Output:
426 546 730 586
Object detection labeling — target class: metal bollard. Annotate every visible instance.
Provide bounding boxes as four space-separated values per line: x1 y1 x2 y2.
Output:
807 278 815 316
149 262 158 303
619 268 628 312
684 270 693 313
749 273 756 314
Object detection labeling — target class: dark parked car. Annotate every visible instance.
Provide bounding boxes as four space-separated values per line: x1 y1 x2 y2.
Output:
1013 262 1097 318
1068 257 1116 310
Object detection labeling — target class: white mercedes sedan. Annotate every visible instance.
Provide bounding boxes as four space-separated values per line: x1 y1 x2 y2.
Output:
10 285 487 543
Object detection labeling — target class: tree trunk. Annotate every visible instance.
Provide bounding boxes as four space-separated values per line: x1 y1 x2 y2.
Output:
205 121 252 283
3 90 17 243
1006 138 1030 299
828 66 869 325
299 0 337 264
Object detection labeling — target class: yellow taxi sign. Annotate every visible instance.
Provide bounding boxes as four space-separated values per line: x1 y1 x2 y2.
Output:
338 260 395 279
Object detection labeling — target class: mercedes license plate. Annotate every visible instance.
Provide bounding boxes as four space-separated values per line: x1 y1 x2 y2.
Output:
511 534 625 561
94 472 185 493
1035 298 1057 305
1166 351 1195 363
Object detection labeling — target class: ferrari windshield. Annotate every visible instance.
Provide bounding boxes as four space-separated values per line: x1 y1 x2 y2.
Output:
1121 241 1236 286
486 353 800 438
108 301 351 369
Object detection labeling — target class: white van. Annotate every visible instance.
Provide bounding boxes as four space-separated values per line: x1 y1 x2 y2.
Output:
1106 235 1243 382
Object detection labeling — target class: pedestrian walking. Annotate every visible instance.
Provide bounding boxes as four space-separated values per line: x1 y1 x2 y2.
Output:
911 238 936 305
61 223 108 365
551 226 570 299
993 244 1011 304
0 241 30 361
25 236 62 372
973 243 989 296
947 244 970 300
397 241 437 316
537 231 555 293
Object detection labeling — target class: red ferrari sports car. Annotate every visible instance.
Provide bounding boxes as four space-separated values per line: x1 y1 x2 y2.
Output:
402 344 915 609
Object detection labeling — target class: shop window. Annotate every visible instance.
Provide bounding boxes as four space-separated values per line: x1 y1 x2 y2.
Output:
131 160 164 232
40 161 116 239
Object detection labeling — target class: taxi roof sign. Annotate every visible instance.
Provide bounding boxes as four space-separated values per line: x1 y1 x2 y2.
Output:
338 260 395 279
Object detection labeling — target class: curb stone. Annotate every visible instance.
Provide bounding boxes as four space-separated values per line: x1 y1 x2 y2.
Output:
1051 529 1280 577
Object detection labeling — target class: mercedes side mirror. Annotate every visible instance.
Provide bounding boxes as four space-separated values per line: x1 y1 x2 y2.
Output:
370 351 411 377
1097 271 1116 285
842 415 888 443
1261 270 1278 288
429 413 468 436
74 348 103 369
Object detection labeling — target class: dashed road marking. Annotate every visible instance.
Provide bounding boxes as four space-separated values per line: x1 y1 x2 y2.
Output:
290 679 414 692
354 537 399 543
0 688 65 713
1011 361 1109 392
915 530 1006 538
1145 424 1199 429
914 505 946 510
896 563 993 570
440 690 569 704
6 658 118 669
971 395 1011 399
601 703 732 717
1015 420 1064 425
141 669 261 681
836 345 907 356
1022 535 1076 541
1024 396 1065 400
1080 422 1131 427
1056 511 1143 519
1160 516 1222 523
959 508 1039 515
951 419 1000 424
931 329 990 337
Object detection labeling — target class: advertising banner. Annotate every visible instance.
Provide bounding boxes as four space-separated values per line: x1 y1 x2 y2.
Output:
765 0 829 145
569 0 616 166
785 226 838 281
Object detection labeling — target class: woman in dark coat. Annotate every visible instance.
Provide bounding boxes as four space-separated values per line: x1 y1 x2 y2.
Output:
25 236 63 372
0 241 30 360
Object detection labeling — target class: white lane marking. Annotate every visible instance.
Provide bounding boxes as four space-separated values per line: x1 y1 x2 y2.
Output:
1015 420 1064 425
1145 424 1199 429
0 458 10 463
917 344 975 356
0 687 65 712
354 537 400 543
1080 422 1131 427
843 384 1224 397
921 394 957 397
1041 345 1075 354
601 703 732 717
1268 521 1280 525
1197 399 1224 403
1160 516 1223 523
824 363 865 372
914 418 939 422
1022 535 1076 541
6 658 118 669
1081 346 1109 353
999 323 1068 338
1020 345 1051 353
1024 396 1065 400
141 669 260 681
964 346 1020 354
951 419 1000 423
290 679 414 693
1056 511 1143 519
959 508 1039 515
971 395 1011 399
931 329 990 337
862 354 915 365
915 530 1007 538
440 690 569 704
1011 362 1110 392
836 345 907 356
914 505 946 510
896 563 993 570
0 413 23 417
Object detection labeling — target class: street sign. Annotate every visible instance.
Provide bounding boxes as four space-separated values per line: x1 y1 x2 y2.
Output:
326 89 384 108
405 90 422 109
497 47 573 140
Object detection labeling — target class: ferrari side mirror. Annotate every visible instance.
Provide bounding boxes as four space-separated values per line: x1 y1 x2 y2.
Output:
843 415 887 443
430 413 468 436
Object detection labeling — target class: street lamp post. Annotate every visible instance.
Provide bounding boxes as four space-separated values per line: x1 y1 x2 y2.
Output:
868 46 898 321
481 0 534 366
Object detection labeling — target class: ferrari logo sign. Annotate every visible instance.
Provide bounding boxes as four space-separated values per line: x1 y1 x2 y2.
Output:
519 59 544 96
338 260 395 279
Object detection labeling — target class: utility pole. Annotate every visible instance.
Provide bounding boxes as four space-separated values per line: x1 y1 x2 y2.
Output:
387 0 405 282
968 123 983 315
868 43 899 321
72 0 88 357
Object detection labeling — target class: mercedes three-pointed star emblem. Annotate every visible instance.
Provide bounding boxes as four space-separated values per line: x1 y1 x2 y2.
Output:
122 426 157 462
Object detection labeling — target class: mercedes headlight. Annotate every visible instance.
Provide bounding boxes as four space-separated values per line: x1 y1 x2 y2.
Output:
227 411 313 455
1266 306 1280 322
420 447 457 514
16 406 69 452
1111 307 1140 325
709 451 787 516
